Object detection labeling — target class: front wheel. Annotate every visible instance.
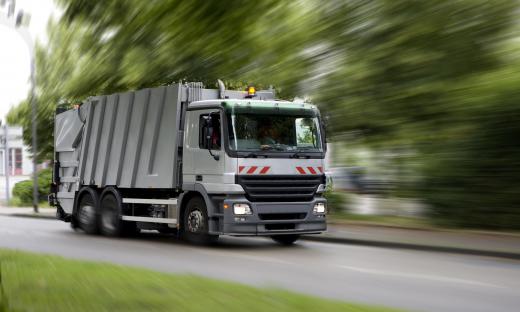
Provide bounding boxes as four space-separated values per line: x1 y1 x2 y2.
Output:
271 234 300 245
182 197 218 244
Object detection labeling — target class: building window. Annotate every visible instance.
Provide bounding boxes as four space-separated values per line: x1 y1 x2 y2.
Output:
14 148 22 175
8 148 22 175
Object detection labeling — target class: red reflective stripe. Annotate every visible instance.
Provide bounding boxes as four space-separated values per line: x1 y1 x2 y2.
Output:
296 167 306 174
260 166 270 174
247 166 258 174
318 166 323 173
239 166 245 173
307 167 317 174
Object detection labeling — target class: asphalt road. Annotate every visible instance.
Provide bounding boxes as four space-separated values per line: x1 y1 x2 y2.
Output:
1 216 519 312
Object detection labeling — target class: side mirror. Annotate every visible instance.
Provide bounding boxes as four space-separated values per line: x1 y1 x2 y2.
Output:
204 115 220 161
205 123 214 149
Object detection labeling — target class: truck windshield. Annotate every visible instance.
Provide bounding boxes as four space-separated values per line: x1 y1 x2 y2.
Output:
227 111 323 153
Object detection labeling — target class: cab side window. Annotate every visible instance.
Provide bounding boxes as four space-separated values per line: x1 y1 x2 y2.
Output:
199 113 221 150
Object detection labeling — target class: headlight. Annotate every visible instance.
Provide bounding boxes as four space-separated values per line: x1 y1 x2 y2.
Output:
233 203 252 215
313 202 326 214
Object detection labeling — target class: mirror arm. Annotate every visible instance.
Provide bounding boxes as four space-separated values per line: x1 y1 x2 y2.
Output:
206 136 220 161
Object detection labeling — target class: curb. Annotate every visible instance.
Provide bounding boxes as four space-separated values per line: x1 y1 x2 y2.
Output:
0 213 56 220
328 220 520 238
303 235 520 261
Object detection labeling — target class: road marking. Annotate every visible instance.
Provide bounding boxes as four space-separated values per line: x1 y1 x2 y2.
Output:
338 265 505 289
197 249 295 265
232 253 295 265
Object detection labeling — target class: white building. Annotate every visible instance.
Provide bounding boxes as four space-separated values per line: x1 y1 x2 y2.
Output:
0 126 33 176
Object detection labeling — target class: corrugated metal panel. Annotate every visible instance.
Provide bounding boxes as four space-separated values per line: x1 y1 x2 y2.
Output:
72 84 182 189
119 88 150 187
82 98 106 185
135 86 179 188
136 87 166 186
95 94 118 186
105 92 134 185
78 103 94 185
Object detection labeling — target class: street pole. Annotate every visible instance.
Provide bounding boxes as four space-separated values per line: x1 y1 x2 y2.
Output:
3 124 9 204
30 58 38 212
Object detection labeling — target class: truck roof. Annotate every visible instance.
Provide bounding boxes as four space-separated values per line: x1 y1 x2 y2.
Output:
188 99 317 111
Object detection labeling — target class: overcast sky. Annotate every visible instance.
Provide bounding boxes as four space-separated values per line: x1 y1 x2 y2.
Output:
0 0 57 122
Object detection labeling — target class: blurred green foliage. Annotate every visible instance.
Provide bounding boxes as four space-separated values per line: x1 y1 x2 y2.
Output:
315 1 520 229
6 0 520 229
12 168 52 205
421 66 520 228
11 180 32 204
324 191 349 215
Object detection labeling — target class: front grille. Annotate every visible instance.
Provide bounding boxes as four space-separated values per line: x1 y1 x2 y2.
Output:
259 213 307 220
237 175 324 202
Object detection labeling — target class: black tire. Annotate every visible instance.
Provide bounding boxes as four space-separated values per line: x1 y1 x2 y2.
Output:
70 213 80 231
70 219 81 232
77 188 99 235
182 197 218 244
271 234 300 245
99 188 137 237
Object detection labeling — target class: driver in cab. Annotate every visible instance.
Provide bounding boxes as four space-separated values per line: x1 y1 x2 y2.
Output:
257 121 280 150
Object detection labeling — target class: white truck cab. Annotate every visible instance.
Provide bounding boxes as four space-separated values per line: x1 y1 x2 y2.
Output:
182 99 327 240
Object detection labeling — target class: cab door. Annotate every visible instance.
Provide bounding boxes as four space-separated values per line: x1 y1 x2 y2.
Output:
183 109 224 185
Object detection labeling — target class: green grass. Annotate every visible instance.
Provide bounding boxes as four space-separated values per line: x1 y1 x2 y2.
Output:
0 249 398 312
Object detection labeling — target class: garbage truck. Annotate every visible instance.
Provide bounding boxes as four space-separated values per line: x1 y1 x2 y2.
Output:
49 82 327 245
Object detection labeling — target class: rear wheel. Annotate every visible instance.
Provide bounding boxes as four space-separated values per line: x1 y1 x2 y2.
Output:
77 189 99 235
182 197 218 244
271 234 300 245
100 193 121 236
100 188 137 237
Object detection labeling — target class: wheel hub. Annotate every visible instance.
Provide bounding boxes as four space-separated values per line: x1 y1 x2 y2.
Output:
187 210 204 233
102 206 116 231
79 204 94 225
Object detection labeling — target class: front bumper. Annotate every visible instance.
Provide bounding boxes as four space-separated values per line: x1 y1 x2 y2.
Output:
220 196 327 236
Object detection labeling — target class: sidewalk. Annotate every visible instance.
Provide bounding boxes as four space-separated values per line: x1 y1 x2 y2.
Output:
1 206 519 259
0 206 56 219
305 221 520 260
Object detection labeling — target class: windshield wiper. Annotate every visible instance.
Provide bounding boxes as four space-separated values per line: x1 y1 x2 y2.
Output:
261 144 288 152
243 152 268 158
